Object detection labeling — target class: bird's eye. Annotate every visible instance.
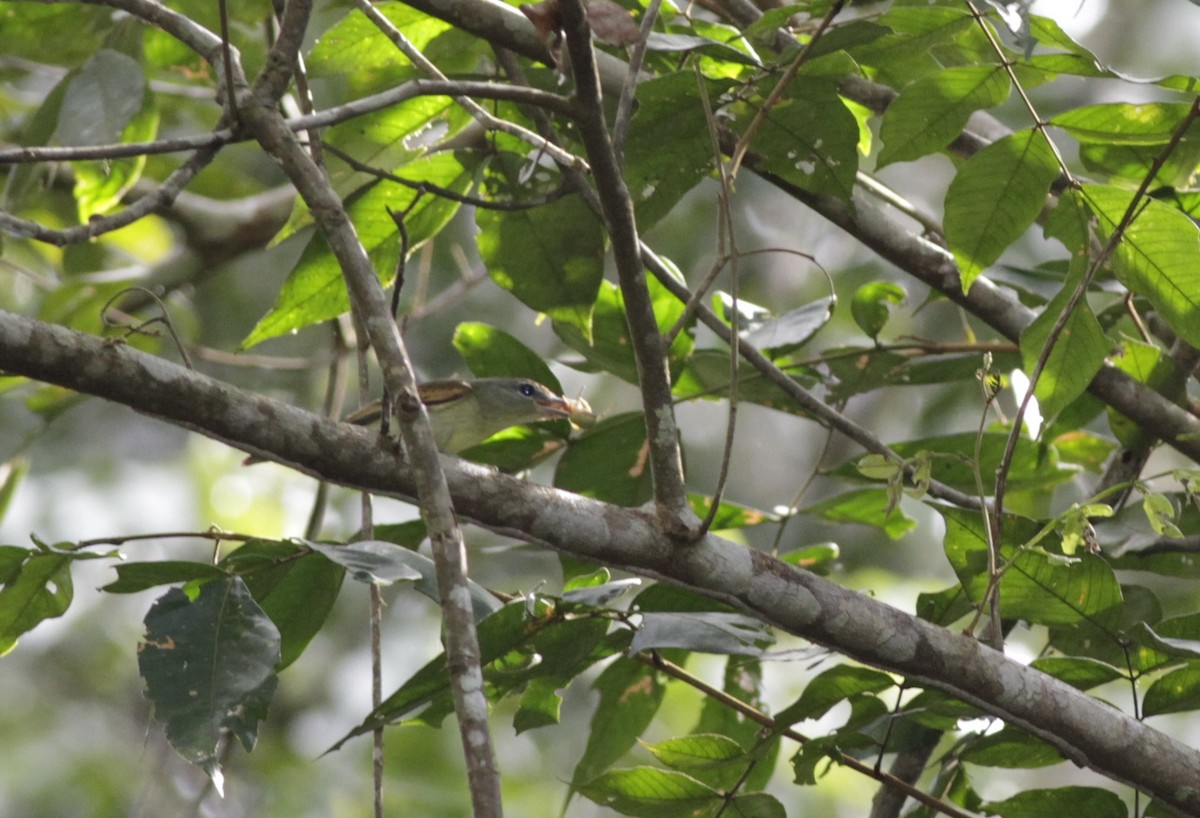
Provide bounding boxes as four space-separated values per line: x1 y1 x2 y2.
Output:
519 383 536 397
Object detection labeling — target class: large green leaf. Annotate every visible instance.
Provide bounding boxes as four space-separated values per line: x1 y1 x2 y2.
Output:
555 276 693 383
798 488 917 540
1051 102 1197 145
982 787 1128 818
939 507 1123 628
877 65 1010 167
478 195 604 337
847 6 982 87
623 73 730 230
1018 270 1108 419
748 78 859 199
307 3 451 95
1142 662 1200 717
578 767 720 818
572 657 667 785
1084 184 1200 348
832 431 1074 495
0 545 75 655
555 413 652 506
245 152 473 346
945 129 1060 292
225 543 346 671
138 579 280 784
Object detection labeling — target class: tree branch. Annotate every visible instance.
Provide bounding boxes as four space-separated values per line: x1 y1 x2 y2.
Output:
3 308 1200 816
558 0 693 534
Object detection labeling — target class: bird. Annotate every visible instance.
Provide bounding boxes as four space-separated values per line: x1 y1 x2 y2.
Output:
345 377 594 454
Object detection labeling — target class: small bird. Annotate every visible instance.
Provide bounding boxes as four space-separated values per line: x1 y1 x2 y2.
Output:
346 377 594 454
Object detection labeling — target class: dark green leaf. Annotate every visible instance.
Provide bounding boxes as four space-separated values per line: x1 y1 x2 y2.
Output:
555 412 652 506
555 276 693 383
878 65 1009 167
775 665 894 726
138 579 280 780
799 488 916 540
0 547 75 654
479 195 604 337
749 79 859 199
983 787 1127 818
103 561 229 594
1018 272 1108 419
960 727 1062 768
246 153 473 346
739 296 834 355
305 540 423 585
831 431 1074 494
1028 656 1124 690
572 657 667 784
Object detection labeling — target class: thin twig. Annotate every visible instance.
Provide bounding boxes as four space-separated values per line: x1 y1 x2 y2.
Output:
351 0 588 173
611 0 663 165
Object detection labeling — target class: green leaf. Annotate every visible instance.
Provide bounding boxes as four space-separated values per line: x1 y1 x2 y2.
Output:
555 412 652 506
479 195 604 337
623 74 729 229
983 787 1128 818
799 488 917 540
1050 102 1196 145
1018 274 1108 419
824 347 1022 403
225 543 346 671
643 734 744 771
332 601 534 747
0 547 75 655
692 656 778 791
555 274 693 383
877 65 1010 167
1085 184 1200 348
960 727 1062 768
138 579 280 783
307 3 451 95
572 657 666 784
52 49 145 148
1028 656 1124 690
945 129 1061 293
454 322 561 385
851 281 906 340
0 458 29 523
578 767 720 818
673 348 820 414
832 431 1074 494
1143 662 1200 716
748 78 859 199
103 561 229 593
245 153 473 346
775 665 894 725
939 507 1123 627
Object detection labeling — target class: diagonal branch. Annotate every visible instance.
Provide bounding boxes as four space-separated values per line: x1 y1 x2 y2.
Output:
3 307 1200 817
558 0 693 535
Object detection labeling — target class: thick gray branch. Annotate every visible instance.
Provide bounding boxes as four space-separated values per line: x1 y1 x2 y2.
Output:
3 310 1200 817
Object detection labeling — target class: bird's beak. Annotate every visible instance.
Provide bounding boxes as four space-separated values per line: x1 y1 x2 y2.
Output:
535 394 574 419
551 395 597 428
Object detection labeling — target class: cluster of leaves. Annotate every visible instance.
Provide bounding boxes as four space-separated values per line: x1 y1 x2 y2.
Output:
5 0 1200 815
